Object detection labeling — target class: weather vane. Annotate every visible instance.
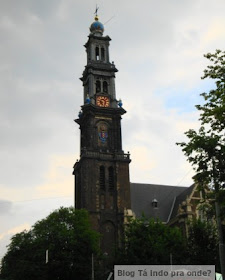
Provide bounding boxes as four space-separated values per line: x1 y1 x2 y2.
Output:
94 5 99 16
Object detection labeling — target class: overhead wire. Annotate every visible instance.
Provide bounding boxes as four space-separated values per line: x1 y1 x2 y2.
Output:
176 168 193 186
11 195 72 203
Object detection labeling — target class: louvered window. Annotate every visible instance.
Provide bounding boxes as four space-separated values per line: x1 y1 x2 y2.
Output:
108 167 114 190
100 166 105 190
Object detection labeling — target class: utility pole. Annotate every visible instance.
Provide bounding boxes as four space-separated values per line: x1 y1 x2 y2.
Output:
91 254 94 280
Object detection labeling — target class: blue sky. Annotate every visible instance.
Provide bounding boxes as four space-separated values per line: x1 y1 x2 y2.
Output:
1 0 225 261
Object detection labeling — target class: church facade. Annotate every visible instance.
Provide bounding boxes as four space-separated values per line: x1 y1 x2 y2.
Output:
73 15 202 255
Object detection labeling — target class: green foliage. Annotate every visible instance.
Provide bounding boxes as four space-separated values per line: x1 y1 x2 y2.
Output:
0 207 100 280
177 50 225 192
116 217 219 266
198 50 225 131
187 219 219 267
177 50 225 275
116 216 186 265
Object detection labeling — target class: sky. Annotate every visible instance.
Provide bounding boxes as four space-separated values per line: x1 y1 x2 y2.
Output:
1 0 225 261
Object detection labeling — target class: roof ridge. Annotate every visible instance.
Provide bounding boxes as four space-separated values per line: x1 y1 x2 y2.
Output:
130 182 188 188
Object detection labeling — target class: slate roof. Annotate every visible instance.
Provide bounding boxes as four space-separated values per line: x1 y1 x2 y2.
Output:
130 183 188 223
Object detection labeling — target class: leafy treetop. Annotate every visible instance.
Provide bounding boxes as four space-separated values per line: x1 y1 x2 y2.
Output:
177 50 225 192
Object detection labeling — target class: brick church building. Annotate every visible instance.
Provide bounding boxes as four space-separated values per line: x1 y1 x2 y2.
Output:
73 15 202 256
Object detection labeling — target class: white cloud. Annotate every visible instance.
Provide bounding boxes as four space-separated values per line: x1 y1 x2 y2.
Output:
0 223 31 241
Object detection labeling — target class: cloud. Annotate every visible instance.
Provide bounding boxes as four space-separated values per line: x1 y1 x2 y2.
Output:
0 154 74 203
203 18 225 48
0 200 12 215
0 223 31 241
36 154 74 198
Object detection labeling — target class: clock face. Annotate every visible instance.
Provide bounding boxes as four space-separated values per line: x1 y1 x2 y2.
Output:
96 96 110 107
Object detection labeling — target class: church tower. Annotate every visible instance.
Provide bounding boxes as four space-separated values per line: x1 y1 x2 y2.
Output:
73 15 131 256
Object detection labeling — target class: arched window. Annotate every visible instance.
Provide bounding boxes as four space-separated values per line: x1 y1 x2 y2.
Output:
100 166 105 190
95 47 99 60
103 81 108 93
108 167 114 190
96 80 101 93
101 47 105 61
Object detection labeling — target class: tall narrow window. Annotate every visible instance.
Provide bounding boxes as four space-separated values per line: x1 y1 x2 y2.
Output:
95 47 99 60
108 167 114 190
96 80 101 93
101 47 105 61
103 81 108 93
100 166 105 190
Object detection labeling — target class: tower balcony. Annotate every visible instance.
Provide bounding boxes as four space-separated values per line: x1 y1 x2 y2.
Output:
80 149 130 162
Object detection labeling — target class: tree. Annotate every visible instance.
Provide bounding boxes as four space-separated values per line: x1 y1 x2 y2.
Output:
116 216 186 265
187 219 219 267
178 50 225 190
177 49 225 276
0 207 100 280
115 216 220 267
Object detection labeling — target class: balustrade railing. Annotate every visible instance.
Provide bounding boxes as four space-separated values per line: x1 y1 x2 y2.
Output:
80 149 130 161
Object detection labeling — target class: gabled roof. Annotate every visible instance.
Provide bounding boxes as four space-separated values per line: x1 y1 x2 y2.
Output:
169 183 196 221
130 183 188 223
